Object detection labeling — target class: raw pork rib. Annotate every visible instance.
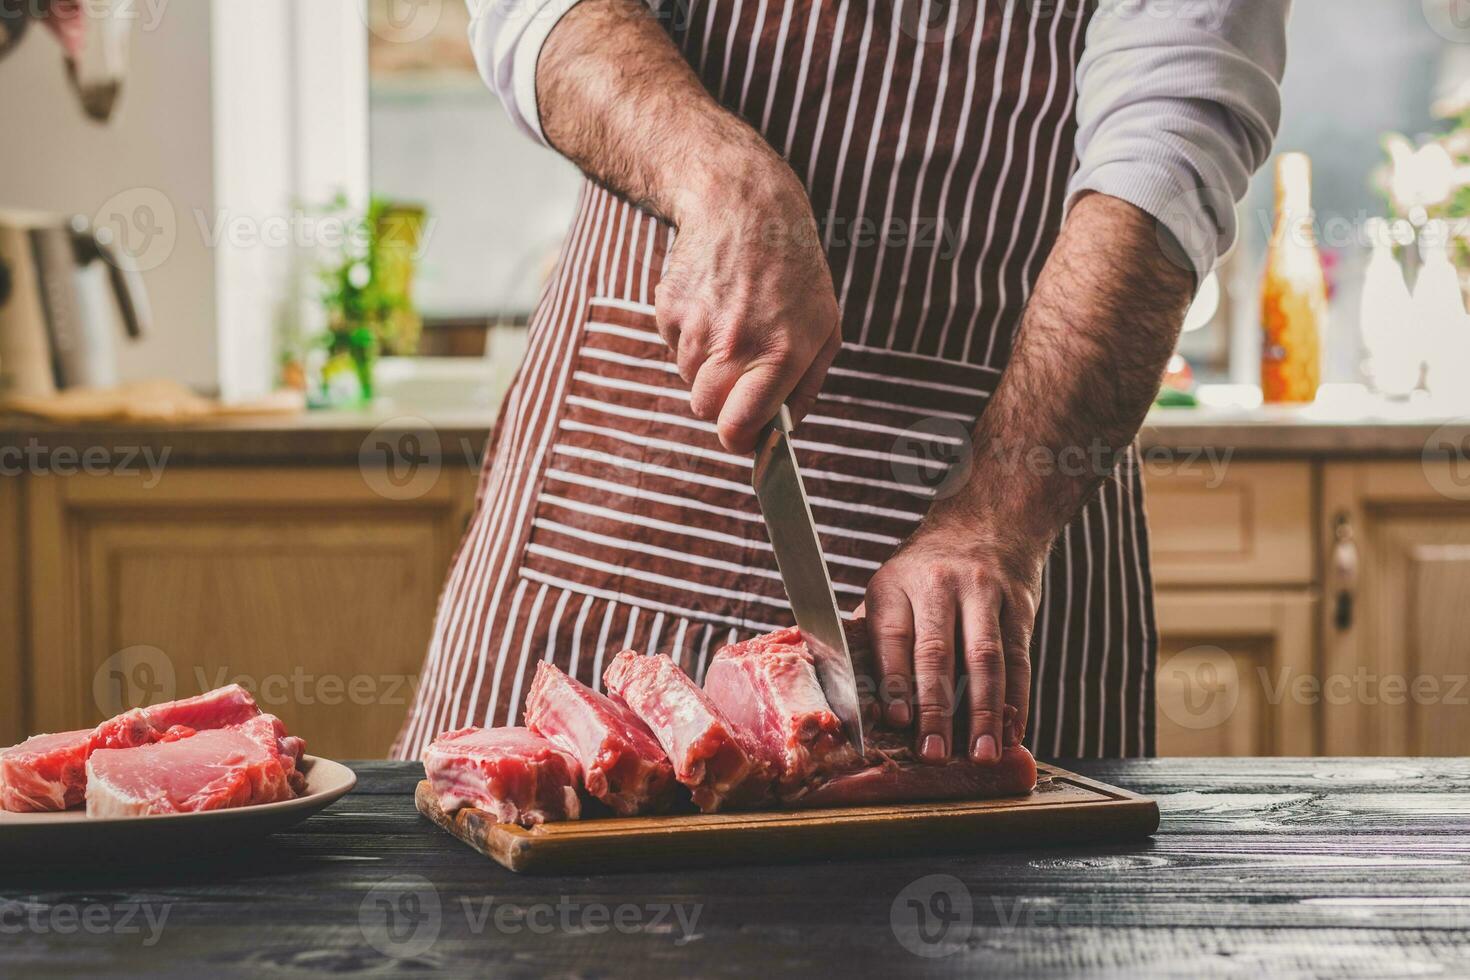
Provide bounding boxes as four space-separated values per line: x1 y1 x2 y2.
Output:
421 626 1039 825
85 715 301 817
707 624 1035 805
703 626 859 800
91 684 262 749
423 727 581 827
794 731 1037 808
0 730 93 812
524 662 677 816
603 651 770 812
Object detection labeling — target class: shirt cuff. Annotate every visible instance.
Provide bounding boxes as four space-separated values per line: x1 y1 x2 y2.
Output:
467 0 584 147
1068 159 1231 289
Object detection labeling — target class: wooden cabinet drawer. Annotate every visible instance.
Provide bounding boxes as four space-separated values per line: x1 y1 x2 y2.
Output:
1144 461 1314 587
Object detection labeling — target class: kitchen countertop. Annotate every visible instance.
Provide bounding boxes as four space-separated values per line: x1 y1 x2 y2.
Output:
1140 401 1470 457
3 757 1469 977
3 395 1470 465
0 407 498 467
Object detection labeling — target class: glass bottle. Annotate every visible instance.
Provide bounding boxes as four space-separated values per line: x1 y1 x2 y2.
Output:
1261 153 1326 403
1359 218 1416 398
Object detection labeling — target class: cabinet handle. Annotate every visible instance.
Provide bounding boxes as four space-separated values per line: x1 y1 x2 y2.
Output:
1331 512 1359 632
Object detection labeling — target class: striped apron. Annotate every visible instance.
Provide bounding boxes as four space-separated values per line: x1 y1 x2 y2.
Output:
395 0 1158 761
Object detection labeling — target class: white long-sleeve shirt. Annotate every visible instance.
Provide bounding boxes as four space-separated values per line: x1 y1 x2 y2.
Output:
466 0 1289 284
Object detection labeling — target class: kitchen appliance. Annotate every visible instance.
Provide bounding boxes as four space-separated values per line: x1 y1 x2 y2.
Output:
0 210 149 398
751 404 865 752
0 0 134 123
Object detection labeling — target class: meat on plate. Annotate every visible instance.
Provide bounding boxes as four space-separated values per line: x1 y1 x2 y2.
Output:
1 685 307 816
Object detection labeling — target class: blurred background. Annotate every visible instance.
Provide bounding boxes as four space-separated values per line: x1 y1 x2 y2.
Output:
3 0 1470 760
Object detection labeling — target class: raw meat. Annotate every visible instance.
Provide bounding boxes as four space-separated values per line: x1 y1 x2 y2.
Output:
603 650 770 812
235 713 309 795
85 716 301 817
794 731 1037 808
421 625 1041 825
0 729 93 812
525 662 677 816
91 684 262 749
1 686 305 813
707 624 1036 807
423 726 581 827
703 626 859 800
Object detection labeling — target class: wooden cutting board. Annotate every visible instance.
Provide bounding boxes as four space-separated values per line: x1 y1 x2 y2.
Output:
415 763 1158 874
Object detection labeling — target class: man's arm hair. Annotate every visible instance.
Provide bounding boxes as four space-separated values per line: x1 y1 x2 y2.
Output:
939 192 1193 549
538 0 792 228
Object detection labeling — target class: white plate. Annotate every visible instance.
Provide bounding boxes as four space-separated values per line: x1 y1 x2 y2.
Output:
0 756 356 863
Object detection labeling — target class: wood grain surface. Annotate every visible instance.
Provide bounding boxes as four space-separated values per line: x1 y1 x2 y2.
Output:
414 764 1159 874
3 758 1469 978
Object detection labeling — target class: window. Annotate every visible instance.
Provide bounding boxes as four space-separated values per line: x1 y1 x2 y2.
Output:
366 0 582 356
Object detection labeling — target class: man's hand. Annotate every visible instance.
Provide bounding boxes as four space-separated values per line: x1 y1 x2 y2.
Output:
538 0 840 452
866 507 1045 765
867 193 1196 764
656 177 840 453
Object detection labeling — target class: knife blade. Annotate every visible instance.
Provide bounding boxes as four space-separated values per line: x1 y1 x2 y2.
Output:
751 405 864 753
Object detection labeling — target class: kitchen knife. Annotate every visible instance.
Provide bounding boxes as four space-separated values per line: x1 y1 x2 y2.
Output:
751 404 864 753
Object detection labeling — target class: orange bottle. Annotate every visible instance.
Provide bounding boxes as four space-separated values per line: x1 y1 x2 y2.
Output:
1260 152 1326 403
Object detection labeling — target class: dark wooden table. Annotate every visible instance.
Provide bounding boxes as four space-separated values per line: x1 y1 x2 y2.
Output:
4 758 1470 978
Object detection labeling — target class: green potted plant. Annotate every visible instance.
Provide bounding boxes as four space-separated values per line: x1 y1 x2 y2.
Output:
313 195 426 405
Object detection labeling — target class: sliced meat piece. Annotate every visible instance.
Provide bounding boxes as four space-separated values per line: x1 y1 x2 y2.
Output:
525 662 677 816
603 650 770 812
85 724 298 817
0 729 93 812
233 714 309 795
91 683 262 749
1 686 292 813
794 731 1038 809
703 628 859 801
423 726 581 827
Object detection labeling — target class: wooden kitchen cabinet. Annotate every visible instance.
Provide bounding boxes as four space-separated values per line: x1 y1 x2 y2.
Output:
1145 460 1318 756
23 466 476 759
1321 461 1470 756
1145 461 1315 588
1153 590 1317 757
7 418 1469 763
1 471 23 747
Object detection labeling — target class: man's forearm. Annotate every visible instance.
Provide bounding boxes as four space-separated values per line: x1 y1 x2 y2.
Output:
538 0 798 229
940 193 1194 548
535 0 840 451
864 194 1193 760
